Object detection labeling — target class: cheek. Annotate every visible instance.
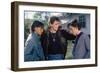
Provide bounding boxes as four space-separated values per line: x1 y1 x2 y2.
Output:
40 29 43 33
70 30 74 34
72 30 75 34
70 30 73 34
37 29 41 33
41 30 43 33
55 25 59 28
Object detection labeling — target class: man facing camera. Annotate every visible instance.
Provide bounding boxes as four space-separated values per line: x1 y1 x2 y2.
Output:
24 21 45 61
67 20 90 59
41 16 75 60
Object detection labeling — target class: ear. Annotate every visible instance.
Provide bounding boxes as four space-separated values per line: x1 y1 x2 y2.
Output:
34 27 37 31
49 23 52 27
76 27 79 30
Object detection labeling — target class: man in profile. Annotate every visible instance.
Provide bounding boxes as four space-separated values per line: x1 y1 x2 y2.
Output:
67 19 90 59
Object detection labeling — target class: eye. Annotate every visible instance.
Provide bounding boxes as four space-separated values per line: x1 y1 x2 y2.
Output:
55 23 58 25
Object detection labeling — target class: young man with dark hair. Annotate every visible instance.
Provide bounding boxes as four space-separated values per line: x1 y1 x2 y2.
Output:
67 19 90 59
41 16 75 60
24 20 45 61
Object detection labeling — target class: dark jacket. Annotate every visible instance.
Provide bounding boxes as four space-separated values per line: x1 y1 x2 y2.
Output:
41 29 75 59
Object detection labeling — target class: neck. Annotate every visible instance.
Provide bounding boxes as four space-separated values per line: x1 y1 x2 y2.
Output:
34 31 40 36
50 28 57 33
76 30 81 36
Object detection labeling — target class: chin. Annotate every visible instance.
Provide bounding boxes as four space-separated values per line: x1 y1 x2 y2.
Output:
55 29 58 31
38 34 41 36
39 33 43 36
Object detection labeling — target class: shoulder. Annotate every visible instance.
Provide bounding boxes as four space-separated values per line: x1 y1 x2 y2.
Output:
25 34 35 44
81 33 89 37
80 32 89 40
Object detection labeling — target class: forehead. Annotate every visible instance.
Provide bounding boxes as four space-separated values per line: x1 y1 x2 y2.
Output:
36 26 44 29
69 25 74 29
53 20 61 23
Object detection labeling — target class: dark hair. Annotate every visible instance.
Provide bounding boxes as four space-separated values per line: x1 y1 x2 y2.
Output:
49 16 60 24
67 19 81 30
31 20 44 32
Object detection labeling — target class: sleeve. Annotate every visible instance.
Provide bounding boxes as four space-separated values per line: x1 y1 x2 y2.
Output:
24 39 34 55
36 45 45 60
24 38 35 61
40 32 48 59
84 35 90 58
61 30 76 40
73 39 85 59
73 35 90 59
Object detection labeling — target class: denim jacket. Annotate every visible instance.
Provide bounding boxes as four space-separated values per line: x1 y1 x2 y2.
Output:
24 32 45 61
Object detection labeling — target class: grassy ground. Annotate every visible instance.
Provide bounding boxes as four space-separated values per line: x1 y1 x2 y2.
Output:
65 40 74 59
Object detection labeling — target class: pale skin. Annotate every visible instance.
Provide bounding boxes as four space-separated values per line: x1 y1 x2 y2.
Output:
49 21 61 33
68 26 81 36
